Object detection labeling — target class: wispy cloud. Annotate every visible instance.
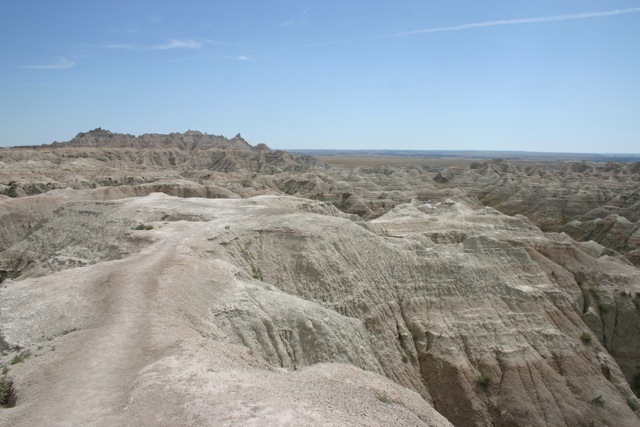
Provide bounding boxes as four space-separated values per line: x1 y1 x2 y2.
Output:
205 54 254 61
284 7 640 48
21 57 76 69
116 53 254 71
203 39 234 46
151 39 202 50
103 39 202 50
117 55 216 70
279 6 311 27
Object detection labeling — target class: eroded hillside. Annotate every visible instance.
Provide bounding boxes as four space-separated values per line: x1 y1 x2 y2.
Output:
1 131 639 426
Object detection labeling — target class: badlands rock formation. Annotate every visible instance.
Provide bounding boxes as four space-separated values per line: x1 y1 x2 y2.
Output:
5 131 637 268
432 159 640 267
1 131 640 426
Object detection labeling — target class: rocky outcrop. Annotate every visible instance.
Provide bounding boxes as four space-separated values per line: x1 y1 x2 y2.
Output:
50 128 256 151
0 129 331 198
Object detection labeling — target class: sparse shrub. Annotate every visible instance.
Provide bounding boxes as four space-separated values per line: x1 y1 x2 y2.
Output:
627 397 639 411
599 303 610 314
376 393 392 404
132 224 154 231
251 266 263 281
239 239 263 280
0 374 13 407
401 355 409 364
581 332 593 344
593 394 605 407
9 350 30 365
224 225 231 230
240 240 254 258
632 373 640 395
602 363 612 380
476 372 491 387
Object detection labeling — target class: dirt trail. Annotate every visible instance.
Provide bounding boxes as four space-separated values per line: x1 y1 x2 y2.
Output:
10 236 178 426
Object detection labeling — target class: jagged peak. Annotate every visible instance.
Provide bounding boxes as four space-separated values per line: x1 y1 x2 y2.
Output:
50 129 263 151
75 127 115 138
254 143 272 152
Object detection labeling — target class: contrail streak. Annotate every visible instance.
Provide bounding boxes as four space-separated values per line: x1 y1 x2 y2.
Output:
284 7 640 49
392 7 640 37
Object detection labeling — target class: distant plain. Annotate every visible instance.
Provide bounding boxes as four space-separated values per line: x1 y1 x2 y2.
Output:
291 149 640 169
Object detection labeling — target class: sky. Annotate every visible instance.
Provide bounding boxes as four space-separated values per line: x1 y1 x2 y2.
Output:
1 1 639 153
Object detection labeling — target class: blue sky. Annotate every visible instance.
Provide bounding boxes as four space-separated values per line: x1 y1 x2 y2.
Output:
1 1 639 152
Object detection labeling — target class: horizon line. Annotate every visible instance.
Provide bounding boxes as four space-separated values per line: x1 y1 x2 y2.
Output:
281 148 640 156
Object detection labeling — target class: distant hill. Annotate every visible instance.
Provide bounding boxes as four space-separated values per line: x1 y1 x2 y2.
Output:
47 128 263 151
289 149 640 163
